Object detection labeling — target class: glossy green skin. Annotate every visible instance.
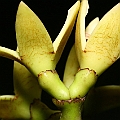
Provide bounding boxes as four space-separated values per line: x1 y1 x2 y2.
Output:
69 69 97 98
38 70 70 100
53 98 84 120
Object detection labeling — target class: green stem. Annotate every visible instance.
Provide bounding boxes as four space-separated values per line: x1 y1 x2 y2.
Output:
53 98 85 120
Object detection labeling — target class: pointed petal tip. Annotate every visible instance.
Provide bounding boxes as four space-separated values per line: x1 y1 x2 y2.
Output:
18 1 28 10
19 1 25 5
18 1 25 7
95 17 99 21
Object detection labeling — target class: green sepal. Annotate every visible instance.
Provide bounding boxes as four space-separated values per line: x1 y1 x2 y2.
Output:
69 68 97 98
38 70 70 100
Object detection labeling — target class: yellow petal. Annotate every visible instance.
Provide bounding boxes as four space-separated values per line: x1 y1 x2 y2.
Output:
0 96 30 119
0 46 21 63
13 61 42 100
80 3 120 75
16 1 55 76
75 0 89 66
63 45 79 88
85 17 99 39
53 1 80 65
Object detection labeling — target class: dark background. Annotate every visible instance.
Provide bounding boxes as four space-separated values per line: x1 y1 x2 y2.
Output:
0 0 120 119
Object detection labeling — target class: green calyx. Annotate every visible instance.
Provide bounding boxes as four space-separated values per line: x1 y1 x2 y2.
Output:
38 69 97 100
38 70 70 100
69 68 97 98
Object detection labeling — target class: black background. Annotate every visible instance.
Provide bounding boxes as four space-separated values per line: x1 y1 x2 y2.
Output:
0 0 120 119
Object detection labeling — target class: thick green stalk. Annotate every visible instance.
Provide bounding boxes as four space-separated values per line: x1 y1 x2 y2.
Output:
53 98 85 120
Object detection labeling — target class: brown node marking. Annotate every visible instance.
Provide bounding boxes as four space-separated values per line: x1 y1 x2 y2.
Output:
38 69 56 77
